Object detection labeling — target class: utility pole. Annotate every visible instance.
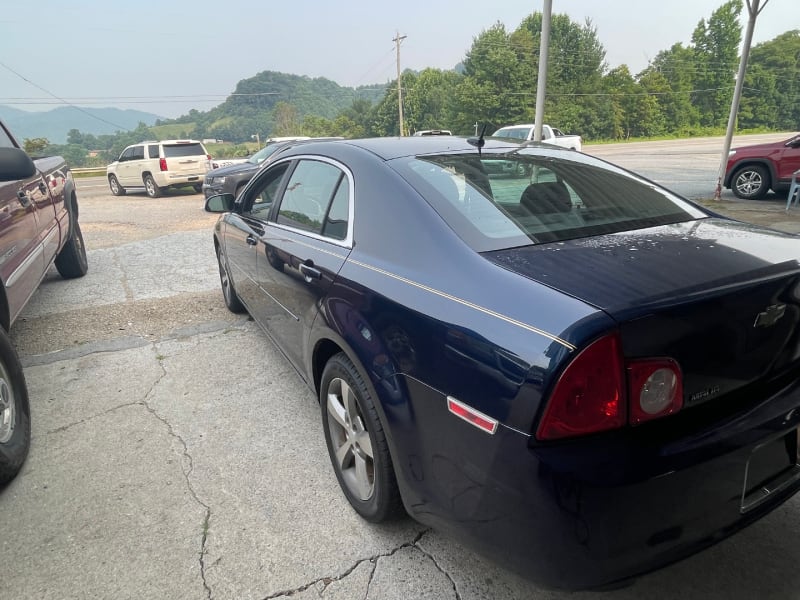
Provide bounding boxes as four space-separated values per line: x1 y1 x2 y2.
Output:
393 31 407 136
714 0 769 199
533 0 553 142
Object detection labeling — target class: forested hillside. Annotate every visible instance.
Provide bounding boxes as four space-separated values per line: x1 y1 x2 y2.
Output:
165 71 387 142
29 1 800 167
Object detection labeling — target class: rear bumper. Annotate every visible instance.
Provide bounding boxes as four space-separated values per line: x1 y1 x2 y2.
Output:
396 376 800 589
153 173 205 187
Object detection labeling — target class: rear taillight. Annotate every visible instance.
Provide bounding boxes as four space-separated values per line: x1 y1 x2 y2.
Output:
536 333 683 441
159 158 168 171
537 334 626 440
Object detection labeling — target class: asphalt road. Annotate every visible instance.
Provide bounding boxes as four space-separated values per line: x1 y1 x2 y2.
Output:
2 134 800 600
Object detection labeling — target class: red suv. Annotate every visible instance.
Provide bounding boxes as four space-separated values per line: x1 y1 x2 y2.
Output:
724 133 800 199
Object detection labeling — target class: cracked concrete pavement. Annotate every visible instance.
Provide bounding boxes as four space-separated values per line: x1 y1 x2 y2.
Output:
3 139 800 599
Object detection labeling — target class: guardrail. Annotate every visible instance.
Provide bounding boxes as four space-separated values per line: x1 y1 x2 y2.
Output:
71 167 106 175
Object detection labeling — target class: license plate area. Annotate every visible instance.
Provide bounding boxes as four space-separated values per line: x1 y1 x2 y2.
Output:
741 428 800 513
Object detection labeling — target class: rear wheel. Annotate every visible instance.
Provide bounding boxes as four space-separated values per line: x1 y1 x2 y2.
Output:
732 165 770 199
0 327 30 486
216 247 245 313
144 174 162 198
55 216 88 279
108 175 125 196
320 353 404 522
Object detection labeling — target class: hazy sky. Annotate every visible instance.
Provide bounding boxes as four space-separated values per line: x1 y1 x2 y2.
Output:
0 0 794 119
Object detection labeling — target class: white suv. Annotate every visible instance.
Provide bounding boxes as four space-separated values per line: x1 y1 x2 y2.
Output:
106 140 210 197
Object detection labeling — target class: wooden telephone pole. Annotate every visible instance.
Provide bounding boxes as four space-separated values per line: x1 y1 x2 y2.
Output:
393 31 407 136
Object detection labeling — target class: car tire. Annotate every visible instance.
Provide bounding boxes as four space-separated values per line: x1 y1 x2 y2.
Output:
55 214 89 279
320 353 404 523
193 184 203 194
0 327 30 486
144 174 162 198
216 247 246 313
108 175 126 196
731 165 770 200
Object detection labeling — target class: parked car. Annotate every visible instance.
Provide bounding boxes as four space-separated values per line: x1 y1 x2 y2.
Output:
412 129 452 136
106 139 211 198
0 118 89 485
493 123 583 151
205 136 800 590
202 138 342 200
724 133 800 199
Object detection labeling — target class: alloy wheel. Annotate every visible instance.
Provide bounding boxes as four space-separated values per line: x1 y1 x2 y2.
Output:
325 376 375 501
0 365 15 445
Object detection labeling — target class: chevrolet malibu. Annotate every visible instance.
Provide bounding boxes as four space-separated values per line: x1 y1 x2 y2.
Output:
205 136 800 589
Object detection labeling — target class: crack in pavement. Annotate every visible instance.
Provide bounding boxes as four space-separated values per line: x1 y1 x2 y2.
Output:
44 400 142 434
139 344 213 600
413 541 462 600
260 529 434 600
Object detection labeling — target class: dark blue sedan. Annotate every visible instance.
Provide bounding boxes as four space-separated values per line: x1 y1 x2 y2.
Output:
205 136 800 589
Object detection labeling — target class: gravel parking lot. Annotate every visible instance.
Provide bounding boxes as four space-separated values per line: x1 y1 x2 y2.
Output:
3 135 800 599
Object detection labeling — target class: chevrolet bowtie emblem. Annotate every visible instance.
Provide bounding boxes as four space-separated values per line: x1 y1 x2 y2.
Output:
754 303 786 328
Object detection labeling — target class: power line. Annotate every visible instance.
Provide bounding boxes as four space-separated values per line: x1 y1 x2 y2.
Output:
0 61 131 131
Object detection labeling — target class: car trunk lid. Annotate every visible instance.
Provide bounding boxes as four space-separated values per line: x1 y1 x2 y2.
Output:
484 218 800 406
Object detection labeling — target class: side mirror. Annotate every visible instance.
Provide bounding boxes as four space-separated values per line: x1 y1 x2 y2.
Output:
0 147 36 181
205 193 236 213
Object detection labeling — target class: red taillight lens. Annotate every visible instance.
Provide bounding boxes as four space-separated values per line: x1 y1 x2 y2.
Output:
159 158 168 171
536 334 626 441
627 359 682 425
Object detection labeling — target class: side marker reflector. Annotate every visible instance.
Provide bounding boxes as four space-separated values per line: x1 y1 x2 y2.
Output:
447 396 498 435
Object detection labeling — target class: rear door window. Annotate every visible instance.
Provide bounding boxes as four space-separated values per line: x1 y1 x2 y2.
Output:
275 159 348 237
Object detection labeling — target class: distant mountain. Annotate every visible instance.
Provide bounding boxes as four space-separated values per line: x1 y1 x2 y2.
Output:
0 105 163 143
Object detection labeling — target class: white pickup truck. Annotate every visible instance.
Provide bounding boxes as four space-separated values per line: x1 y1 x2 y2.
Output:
492 124 583 151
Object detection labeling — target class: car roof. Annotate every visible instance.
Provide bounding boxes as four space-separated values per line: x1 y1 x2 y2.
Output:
325 136 528 161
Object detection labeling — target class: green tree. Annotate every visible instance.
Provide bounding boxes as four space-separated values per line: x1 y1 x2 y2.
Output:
23 137 50 155
645 43 701 133
66 129 84 145
451 22 532 132
691 0 743 127
403 68 461 134
61 144 88 167
741 30 800 130
272 102 301 136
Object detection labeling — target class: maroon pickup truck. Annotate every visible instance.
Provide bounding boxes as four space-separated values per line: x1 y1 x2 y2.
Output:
0 119 88 485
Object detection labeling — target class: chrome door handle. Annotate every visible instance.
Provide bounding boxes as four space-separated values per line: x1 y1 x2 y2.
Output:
299 263 322 280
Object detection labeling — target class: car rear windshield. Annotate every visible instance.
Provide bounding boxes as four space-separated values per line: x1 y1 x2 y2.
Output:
390 150 708 252
162 143 206 158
